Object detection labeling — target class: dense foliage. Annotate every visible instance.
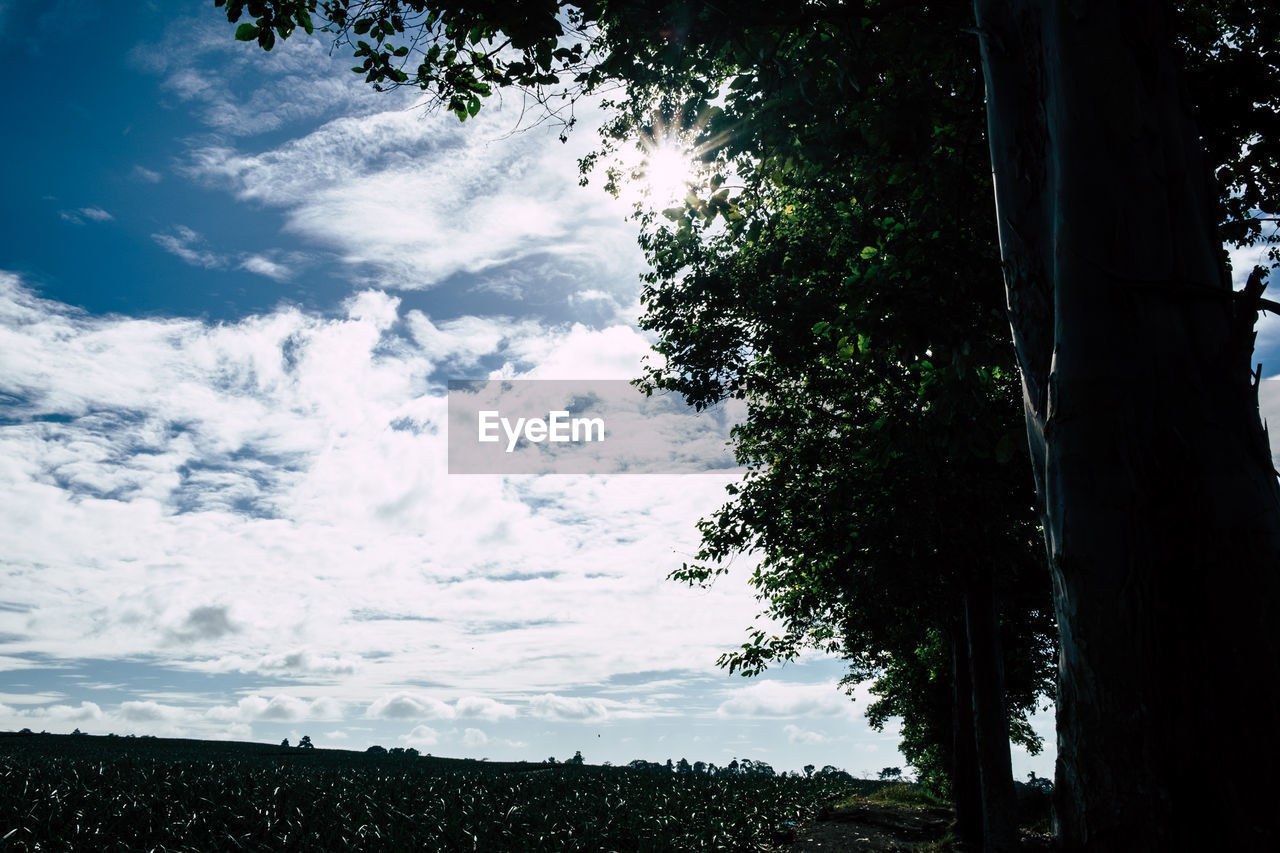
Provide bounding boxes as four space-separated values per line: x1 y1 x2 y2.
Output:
209 1 1280 846
206 0 1058 830
0 734 866 852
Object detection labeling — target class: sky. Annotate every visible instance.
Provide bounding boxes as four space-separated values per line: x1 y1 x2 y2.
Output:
2 0 1277 780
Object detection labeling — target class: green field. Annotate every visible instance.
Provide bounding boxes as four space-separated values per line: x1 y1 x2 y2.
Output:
0 732 873 851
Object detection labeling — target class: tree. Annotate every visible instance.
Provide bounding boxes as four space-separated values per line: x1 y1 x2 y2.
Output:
972 3 1280 848
217 1 1280 846
281 737 290 748
642 158 1054 849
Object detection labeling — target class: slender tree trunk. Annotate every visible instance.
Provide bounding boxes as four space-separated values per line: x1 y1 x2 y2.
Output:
973 1 1280 849
951 618 985 850
964 571 1020 853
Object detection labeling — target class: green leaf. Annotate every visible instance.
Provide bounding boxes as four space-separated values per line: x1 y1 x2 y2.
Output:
353 18 373 35
995 432 1019 465
234 23 259 41
859 246 878 259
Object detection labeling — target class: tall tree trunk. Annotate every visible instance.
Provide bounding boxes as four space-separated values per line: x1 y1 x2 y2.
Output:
964 570 1020 853
973 1 1280 849
951 617 985 850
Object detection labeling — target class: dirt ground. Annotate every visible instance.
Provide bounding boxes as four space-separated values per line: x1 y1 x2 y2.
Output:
761 801 1055 852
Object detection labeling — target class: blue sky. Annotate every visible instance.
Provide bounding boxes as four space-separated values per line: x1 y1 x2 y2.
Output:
6 0 1278 779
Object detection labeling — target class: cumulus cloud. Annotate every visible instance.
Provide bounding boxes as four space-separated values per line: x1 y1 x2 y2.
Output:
455 696 517 722
18 701 104 722
400 725 439 748
205 694 344 722
462 727 488 747
120 700 185 722
784 724 832 745
190 649 360 677
366 693 456 721
0 270 760 734
166 605 239 644
363 693 517 722
716 682 856 719
529 694 611 722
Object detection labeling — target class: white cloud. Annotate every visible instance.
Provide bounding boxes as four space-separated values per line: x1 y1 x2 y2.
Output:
205 694 344 722
462 727 488 747
152 225 225 269
367 693 456 721
20 701 103 722
783 724 831 745
455 696 517 722
61 207 114 225
570 289 614 304
133 12 389 138
181 101 645 291
240 254 292 281
120 700 185 722
716 682 857 719
401 725 440 748
0 270 763 735
529 694 611 722
193 649 359 677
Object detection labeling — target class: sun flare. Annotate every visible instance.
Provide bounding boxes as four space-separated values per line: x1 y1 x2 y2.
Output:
641 144 695 206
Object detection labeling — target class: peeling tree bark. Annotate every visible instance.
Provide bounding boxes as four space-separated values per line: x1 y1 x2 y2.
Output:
973 1 1280 849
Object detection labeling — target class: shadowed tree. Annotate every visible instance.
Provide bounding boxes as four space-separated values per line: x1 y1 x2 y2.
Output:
216 2 1280 847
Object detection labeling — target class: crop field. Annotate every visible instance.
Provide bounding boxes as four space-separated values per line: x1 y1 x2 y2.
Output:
0 733 873 851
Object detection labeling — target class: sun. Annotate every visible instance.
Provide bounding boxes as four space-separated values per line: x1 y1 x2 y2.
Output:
612 136 699 210
641 143 695 206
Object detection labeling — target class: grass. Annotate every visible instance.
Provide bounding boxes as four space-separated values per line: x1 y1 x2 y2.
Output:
827 780 950 811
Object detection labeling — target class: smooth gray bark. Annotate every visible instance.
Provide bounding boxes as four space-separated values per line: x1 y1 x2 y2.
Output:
973 1 1280 849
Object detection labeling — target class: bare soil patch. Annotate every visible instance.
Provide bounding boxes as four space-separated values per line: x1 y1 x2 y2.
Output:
761 800 1055 852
